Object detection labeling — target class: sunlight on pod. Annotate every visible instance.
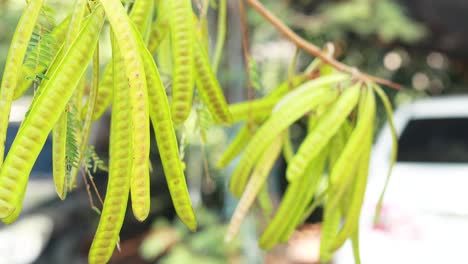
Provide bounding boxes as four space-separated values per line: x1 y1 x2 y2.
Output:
225 135 283 242
286 82 361 182
372 84 398 225
88 32 132 264
99 0 151 221
14 15 71 100
0 0 45 168
169 0 196 124
193 36 232 125
330 86 376 251
0 5 105 223
130 22 197 230
229 74 347 198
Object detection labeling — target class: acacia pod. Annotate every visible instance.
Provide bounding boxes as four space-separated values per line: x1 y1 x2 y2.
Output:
131 22 197 230
258 152 327 250
14 15 71 100
331 86 375 251
85 0 154 121
319 201 342 261
99 0 150 221
279 149 327 242
372 84 398 225
225 135 283 242
0 5 105 223
193 37 232 125
147 0 170 52
326 88 374 213
169 0 195 123
0 0 45 167
229 75 347 197
52 106 68 200
286 83 361 182
88 32 132 264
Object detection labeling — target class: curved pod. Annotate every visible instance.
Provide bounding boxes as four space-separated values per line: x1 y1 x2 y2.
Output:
0 5 105 222
99 0 150 221
0 0 45 166
88 33 132 264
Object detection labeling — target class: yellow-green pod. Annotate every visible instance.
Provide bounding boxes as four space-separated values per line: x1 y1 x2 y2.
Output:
193 37 232 125
99 0 151 221
286 83 361 182
88 32 132 264
52 106 68 200
331 87 376 251
147 0 170 52
258 152 326 250
14 15 71 100
373 84 398 225
0 5 105 223
320 201 342 262
225 135 282 242
0 0 45 167
131 21 197 230
84 0 154 121
169 0 195 123
229 75 347 197
279 150 327 242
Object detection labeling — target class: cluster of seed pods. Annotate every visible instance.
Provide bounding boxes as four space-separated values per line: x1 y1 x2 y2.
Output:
0 0 399 263
0 0 233 263
221 63 397 262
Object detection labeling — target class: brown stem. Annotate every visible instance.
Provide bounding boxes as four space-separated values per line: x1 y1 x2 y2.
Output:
244 0 402 90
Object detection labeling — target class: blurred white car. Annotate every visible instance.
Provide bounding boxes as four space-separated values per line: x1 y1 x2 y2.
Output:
335 95 468 264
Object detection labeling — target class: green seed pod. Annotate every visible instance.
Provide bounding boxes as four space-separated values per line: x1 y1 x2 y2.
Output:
0 5 105 223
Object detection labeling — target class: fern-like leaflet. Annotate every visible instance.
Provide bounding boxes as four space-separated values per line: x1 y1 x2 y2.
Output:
65 104 80 180
84 146 108 174
24 5 57 89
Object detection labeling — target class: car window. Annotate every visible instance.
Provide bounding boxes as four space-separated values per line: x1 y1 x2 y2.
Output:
397 117 468 163
5 123 53 177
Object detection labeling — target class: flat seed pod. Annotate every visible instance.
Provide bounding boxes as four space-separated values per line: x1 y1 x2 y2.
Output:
286 83 361 182
229 74 347 197
0 5 105 222
169 0 195 123
88 32 132 264
132 22 197 231
0 0 45 167
99 0 151 221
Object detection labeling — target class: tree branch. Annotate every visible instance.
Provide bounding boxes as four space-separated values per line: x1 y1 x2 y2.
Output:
244 0 402 90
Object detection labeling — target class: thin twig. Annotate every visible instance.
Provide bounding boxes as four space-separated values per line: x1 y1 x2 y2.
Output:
244 0 402 90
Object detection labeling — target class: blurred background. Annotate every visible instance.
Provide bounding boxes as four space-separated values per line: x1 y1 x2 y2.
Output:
1 0 468 263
